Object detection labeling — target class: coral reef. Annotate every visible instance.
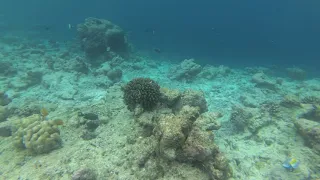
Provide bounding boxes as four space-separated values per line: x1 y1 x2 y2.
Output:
157 106 200 160
7 101 57 117
77 112 100 140
122 78 161 111
251 73 277 90
25 70 43 86
295 118 320 152
106 69 122 83
72 167 97 180
13 114 62 154
286 67 306 80
0 105 8 122
160 88 181 108
199 65 231 80
229 105 253 131
77 17 129 58
0 91 11 106
2 26 320 180
168 59 202 82
260 101 280 117
0 126 12 137
239 95 258 108
229 104 274 133
301 95 320 104
292 103 320 153
133 103 231 179
280 94 301 108
0 61 14 76
173 89 208 113
122 84 232 179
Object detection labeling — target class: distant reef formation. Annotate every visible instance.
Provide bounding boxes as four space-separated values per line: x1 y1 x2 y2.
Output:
77 17 130 59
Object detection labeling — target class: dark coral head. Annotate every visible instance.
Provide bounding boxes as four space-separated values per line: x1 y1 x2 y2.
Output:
123 78 161 111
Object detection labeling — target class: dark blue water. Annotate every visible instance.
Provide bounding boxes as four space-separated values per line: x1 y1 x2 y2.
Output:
1 0 319 69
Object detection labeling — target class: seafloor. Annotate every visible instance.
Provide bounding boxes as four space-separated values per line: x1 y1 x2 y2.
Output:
0 33 320 180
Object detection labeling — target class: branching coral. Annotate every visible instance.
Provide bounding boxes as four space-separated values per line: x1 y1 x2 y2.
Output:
122 78 161 111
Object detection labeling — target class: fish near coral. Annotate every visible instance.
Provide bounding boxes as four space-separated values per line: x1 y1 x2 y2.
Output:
51 119 64 126
282 158 300 171
40 107 49 120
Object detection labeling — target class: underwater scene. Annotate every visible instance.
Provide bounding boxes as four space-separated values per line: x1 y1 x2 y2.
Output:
0 1 320 180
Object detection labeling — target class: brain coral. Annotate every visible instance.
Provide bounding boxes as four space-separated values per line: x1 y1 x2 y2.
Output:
123 78 161 111
13 115 62 154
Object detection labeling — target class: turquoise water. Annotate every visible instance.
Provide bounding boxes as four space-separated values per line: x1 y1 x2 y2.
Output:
0 1 320 180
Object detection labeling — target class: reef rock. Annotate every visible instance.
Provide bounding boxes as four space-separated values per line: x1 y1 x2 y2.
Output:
160 88 181 108
77 17 129 58
286 67 306 81
295 118 320 153
174 89 208 113
251 73 277 90
0 106 8 122
168 59 202 82
0 91 11 106
133 104 231 179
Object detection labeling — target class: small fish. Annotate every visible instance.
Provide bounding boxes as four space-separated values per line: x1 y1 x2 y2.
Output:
282 158 300 171
144 28 155 35
78 112 99 120
40 108 49 120
31 25 53 31
153 48 161 53
68 24 74 30
52 119 64 126
44 26 51 31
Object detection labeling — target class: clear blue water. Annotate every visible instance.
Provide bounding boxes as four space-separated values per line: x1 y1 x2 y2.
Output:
1 0 319 69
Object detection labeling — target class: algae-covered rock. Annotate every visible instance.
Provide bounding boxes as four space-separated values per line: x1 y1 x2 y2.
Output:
181 125 219 162
297 104 320 122
72 167 97 180
160 88 181 107
0 91 11 106
194 112 222 131
314 105 320 122
230 105 273 133
301 95 320 104
132 87 232 180
168 59 202 82
286 67 306 81
157 106 200 160
199 65 231 80
13 114 62 154
77 17 129 58
0 126 12 137
174 89 208 113
229 105 253 131
280 94 301 108
0 106 8 122
294 118 320 152
251 73 277 90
